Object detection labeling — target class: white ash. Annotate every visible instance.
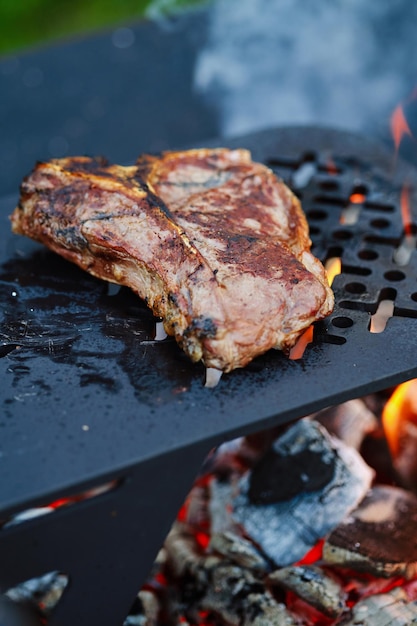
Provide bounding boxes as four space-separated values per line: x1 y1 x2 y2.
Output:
164 522 211 581
231 419 373 566
209 530 269 573
268 565 345 619
199 562 300 626
208 477 240 535
340 587 417 625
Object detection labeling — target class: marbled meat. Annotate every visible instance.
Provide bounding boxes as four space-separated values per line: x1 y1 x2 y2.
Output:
10 148 334 372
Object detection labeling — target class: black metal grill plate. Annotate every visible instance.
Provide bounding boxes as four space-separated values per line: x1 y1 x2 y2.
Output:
1 126 417 520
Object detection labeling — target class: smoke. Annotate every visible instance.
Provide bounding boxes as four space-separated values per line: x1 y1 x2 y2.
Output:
194 0 417 141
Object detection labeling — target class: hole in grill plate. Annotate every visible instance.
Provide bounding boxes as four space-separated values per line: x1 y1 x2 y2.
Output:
291 154 317 189
319 179 339 191
367 287 397 334
325 246 344 261
332 229 354 241
342 265 372 276
314 194 346 207
364 234 399 246
370 218 391 229
351 183 368 196
331 316 354 328
384 270 406 282
307 209 328 221
358 249 379 261
345 282 367 294
309 226 322 236
393 233 416 267
370 300 395 333
340 204 361 226
315 334 347 345
339 300 373 313
266 156 298 168
364 201 395 213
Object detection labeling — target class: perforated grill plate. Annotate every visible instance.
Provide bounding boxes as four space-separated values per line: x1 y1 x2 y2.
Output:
264 141 417 347
1 126 417 518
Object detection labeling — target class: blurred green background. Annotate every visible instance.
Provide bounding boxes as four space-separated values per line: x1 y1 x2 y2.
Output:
0 0 200 56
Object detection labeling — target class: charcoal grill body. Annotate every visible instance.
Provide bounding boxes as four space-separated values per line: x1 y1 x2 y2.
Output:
1 127 417 625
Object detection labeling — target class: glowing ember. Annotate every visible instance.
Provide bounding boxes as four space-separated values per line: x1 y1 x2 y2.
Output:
349 193 366 204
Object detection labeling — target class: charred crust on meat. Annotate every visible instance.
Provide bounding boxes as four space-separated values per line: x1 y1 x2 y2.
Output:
183 316 218 340
146 190 177 223
55 226 88 249
168 292 179 307
58 156 109 174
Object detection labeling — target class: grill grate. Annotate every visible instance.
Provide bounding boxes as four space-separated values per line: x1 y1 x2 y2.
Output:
1 126 417 626
265 148 417 350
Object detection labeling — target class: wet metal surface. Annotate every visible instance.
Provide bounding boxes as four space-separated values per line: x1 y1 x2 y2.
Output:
1 127 417 519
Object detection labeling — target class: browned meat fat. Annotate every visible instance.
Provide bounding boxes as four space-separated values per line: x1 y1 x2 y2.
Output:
10 148 334 372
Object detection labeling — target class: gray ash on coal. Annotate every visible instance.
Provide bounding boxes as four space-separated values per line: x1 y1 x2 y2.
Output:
7 389 417 624
231 419 373 566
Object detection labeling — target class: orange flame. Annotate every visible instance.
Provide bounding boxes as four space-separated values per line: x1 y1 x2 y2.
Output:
289 325 314 360
391 104 412 156
325 257 342 286
382 379 417 458
400 183 413 236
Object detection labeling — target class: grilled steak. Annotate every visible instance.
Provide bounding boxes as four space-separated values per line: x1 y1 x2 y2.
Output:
10 148 333 373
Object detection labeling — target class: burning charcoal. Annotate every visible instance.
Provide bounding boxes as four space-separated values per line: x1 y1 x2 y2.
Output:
209 530 269 573
164 522 215 582
323 485 417 579
314 399 378 450
241 592 302 625
247 421 336 504
200 562 300 625
181 483 210 528
232 419 373 566
340 587 417 625
268 565 345 618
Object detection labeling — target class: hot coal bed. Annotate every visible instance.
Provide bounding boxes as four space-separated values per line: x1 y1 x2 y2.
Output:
1 126 417 626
